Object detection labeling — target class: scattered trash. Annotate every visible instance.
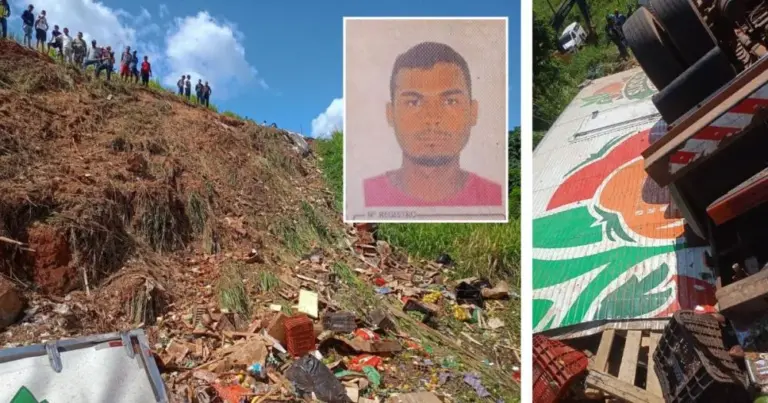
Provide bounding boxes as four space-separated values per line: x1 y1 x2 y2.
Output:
286 354 352 402
464 372 491 398
297 289 319 318
363 365 382 388
348 355 383 372
435 253 454 266
323 311 357 333
481 280 510 300
284 315 315 357
387 391 443 403
368 309 396 332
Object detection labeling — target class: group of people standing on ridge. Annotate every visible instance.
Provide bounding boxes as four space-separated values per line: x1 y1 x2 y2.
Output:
0 2 213 105
177 75 212 107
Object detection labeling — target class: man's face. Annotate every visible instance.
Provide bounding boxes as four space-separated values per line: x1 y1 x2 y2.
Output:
387 62 478 166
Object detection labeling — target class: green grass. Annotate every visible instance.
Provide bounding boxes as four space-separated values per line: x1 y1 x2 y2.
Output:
315 132 344 212
273 200 336 256
217 262 250 318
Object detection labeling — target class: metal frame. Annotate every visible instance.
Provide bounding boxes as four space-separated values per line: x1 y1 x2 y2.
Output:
644 55 768 186
0 329 169 403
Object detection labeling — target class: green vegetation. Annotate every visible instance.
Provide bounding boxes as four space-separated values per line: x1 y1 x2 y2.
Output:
217 262 251 318
273 200 336 256
533 0 639 138
315 132 344 211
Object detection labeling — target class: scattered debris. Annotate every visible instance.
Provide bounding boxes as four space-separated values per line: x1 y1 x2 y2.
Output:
286 354 352 402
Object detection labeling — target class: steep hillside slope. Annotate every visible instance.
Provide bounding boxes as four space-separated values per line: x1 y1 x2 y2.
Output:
0 39 341 336
0 40 518 402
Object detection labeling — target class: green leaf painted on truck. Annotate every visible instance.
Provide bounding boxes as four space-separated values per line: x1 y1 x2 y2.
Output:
532 127 716 332
579 71 656 108
11 387 49 403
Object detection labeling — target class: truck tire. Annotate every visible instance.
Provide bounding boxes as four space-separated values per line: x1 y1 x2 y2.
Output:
652 46 736 124
623 7 684 91
649 0 717 65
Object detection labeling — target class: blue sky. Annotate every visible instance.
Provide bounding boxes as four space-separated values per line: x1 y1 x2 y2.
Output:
6 0 519 137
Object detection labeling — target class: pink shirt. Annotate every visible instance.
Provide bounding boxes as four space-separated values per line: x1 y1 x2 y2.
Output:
364 171 503 207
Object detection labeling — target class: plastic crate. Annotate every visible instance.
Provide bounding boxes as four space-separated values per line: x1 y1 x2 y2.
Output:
653 310 749 402
284 314 315 357
532 334 588 403
322 311 356 333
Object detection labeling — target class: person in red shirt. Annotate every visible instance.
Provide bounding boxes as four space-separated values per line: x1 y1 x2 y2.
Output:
140 55 152 86
363 41 502 207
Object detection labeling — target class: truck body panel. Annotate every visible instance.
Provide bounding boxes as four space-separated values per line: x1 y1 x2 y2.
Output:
533 68 717 334
0 330 168 403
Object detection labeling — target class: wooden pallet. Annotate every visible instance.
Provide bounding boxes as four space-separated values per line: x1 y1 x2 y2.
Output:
585 329 665 403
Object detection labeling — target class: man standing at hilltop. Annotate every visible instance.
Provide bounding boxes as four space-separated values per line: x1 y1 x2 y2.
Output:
95 45 115 81
202 82 211 107
195 79 203 103
72 32 87 66
177 75 184 95
129 50 139 83
140 55 152 86
120 46 132 81
184 75 192 100
34 10 48 53
21 5 34 48
60 27 73 64
0 0 10 39
83 40 101 69
49 24 62 56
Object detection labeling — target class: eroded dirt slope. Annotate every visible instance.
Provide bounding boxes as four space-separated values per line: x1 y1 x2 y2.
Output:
0 39 333 335
0 40 518 402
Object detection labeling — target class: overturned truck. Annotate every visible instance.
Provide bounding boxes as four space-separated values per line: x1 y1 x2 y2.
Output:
625 0 768 300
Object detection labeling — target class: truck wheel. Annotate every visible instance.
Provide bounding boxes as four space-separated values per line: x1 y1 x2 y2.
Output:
649 0 717 66
651 46 736 124
623 7 684 91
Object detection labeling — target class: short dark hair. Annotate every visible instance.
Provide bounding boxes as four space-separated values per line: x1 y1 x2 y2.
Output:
389 41 472 101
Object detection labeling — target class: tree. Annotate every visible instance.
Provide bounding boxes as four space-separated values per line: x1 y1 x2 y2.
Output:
532 13 567 131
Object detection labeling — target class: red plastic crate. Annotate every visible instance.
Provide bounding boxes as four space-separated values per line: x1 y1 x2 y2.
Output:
532 334 588 403
284 314 315 357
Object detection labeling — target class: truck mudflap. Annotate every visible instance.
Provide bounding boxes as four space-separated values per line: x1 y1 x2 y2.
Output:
0 330 168 403
643 56 768 187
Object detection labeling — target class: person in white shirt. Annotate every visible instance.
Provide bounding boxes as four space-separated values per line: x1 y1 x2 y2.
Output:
60 28 73 64
34 10 48 53
83 40 102 69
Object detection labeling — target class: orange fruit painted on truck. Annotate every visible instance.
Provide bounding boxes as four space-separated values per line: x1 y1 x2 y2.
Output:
598 159 685 239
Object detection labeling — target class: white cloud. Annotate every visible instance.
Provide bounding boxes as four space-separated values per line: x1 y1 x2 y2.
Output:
135 7 152 25
163 11 261 99
12 0 138 51
311 98 343 138
158 4 169 18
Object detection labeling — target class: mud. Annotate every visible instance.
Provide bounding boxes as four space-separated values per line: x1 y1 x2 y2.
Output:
27 224 76 295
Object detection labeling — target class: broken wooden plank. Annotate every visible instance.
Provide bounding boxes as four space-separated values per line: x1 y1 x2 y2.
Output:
619 330 642 385
645 333 663 397
594 329 615 372
586 369 665 403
